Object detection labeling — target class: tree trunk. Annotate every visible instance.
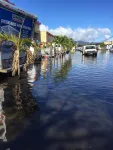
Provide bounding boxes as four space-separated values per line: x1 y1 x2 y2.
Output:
24 48 33 71
12 46 20 76
18 49 20 76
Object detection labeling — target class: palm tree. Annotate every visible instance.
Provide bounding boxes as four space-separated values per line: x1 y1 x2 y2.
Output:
0 33 33 76
32 42 41 55
52 35 76 53
67 38 76 51
31 42 41 63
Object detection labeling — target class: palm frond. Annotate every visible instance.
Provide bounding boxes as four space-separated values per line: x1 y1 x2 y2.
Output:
0 33 9 42
0 33 19 46
31 42 41 55
0 33 38 76
52 35 76 51
20 38 32 47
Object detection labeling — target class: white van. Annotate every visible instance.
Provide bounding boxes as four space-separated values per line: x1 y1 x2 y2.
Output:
83 45 97 56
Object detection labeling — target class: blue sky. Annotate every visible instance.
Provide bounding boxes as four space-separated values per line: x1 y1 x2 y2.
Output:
10 0 113 41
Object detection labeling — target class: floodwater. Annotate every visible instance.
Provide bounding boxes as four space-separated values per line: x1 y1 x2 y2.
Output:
0 51 113 150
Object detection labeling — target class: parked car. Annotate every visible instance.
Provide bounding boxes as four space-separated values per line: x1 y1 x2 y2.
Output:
96 45 101 50
76 47 83 52
109 46 113 52
82 45 97 56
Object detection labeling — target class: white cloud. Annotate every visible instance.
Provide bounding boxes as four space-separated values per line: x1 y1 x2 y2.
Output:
104 35 111 39
40 24 111 42
40 24 49 31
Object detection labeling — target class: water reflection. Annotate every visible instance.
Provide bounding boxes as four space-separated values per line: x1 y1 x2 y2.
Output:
27 64 41 84
0 72 39 145
0 88 6 142
54 55 72 82
41 60 49 78
1 52 113 150
82 55 97 65
31 52 113 150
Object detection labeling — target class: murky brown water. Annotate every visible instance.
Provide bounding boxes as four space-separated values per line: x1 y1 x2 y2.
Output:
1 51 113 150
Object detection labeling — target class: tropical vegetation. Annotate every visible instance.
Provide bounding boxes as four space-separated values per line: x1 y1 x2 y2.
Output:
100 42 105 48
0 33 34 76
52 35 76 52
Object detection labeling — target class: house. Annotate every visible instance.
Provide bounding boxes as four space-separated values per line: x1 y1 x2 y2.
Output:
40 31 54 46
104 41 113 50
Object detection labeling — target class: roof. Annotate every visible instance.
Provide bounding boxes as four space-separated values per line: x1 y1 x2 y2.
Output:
36 21 41 25
3 0 15 5
40 31 54 37
47 32 54 37
0 0 37 19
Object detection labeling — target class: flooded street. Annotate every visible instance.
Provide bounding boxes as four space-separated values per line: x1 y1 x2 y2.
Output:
1 51 113 150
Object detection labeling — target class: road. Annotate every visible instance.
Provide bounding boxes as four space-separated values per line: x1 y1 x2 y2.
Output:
0 50 113 150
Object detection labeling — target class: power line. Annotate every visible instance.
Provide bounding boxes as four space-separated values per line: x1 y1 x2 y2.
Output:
102 35 113 42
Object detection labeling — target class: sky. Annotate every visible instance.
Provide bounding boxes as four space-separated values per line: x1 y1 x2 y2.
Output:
10 0 113 42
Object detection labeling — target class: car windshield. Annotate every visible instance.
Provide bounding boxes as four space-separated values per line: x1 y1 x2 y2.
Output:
86 46 96 49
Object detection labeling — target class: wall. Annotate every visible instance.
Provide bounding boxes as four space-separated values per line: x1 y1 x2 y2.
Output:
34 21 41 41
40 31 54 44
104 41 113 45
40 31 47 43
47 32 54 43
34 21 40 33
34 32 40 41
104 41 113 50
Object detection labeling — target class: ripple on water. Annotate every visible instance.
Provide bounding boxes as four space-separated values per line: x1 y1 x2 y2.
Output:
1 52 113 150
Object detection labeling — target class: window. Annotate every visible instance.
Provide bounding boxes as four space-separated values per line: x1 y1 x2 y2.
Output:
86 46 96 49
